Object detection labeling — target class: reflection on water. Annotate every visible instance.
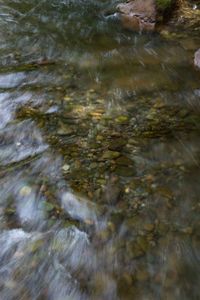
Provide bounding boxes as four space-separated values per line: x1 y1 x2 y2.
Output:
0 0 200 299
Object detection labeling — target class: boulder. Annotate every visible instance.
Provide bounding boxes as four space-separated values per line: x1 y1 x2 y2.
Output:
117 0 157 31
116 0 176 31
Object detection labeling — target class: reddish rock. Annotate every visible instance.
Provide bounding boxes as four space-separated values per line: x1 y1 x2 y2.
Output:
194 48 200 69
117 0 156 31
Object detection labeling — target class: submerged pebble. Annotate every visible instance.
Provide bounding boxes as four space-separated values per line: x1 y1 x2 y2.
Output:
19 186 32 197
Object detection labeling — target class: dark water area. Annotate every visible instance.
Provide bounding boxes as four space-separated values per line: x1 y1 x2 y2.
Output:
0 0 200 299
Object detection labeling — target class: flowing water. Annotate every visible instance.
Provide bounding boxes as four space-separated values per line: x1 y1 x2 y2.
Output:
0 1 200 299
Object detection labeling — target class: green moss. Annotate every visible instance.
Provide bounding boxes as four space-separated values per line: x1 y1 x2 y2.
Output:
156 0 173 10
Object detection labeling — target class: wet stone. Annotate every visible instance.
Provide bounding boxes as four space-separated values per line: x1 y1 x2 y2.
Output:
57 126 75 136
108 138 127 151
136 236 150 253
126 240 145 259
110 211 125 227
115 156 134 166
101 150 121 160
118 273 134 294
97 178 106 186
143 223 155 232
156 187 173 199
115 166 135 177
89 162 98 169
136 269 149 282
194 48 200 69
62 164 70 172
96 135 104 142
115 115 129 124
19 186 32 197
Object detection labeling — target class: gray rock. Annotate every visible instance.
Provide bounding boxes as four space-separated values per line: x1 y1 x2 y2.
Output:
194 48 200 69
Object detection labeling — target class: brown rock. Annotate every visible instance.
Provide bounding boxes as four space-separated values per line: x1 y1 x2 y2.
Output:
194 48 200 69
117 0 156 31
116 156 134 166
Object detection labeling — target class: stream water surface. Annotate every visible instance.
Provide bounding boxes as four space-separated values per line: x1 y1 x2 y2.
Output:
0 1 200 299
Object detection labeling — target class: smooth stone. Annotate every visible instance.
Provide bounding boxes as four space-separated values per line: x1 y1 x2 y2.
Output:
136 236 149 252
156 187 173 199
57 126 74 135
101 150 121 160
136 269 149 281
115 115 129 124
4 280 17 289
118 273 134 294
126 241 145 258
63 96 72 101
116 156 134 166
97 178 106 186
19 186 32 197
89 162 98 169
108 138 127 151
194 48 200 69
96 135 104 141
115 166 135 177
62 164 70 172
160 29 171 38
143 223 155 232
128 138 138 145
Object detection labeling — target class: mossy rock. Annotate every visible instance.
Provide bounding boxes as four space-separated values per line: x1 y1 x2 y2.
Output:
156 0 173 10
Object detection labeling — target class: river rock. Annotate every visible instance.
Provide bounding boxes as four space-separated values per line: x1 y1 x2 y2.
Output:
115 166 135 177
116 156 134 166
108 138 127 151
117 0 156 31
194 48 200 69
101 150 121 160
57 126 74 136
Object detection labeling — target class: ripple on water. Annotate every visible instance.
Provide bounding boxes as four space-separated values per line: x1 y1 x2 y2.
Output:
0 72 26 89
0 0 200 299
0 227 92 300
0 120 48 166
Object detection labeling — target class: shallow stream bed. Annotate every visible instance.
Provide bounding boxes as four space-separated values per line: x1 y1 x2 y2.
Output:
0 1 200 299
